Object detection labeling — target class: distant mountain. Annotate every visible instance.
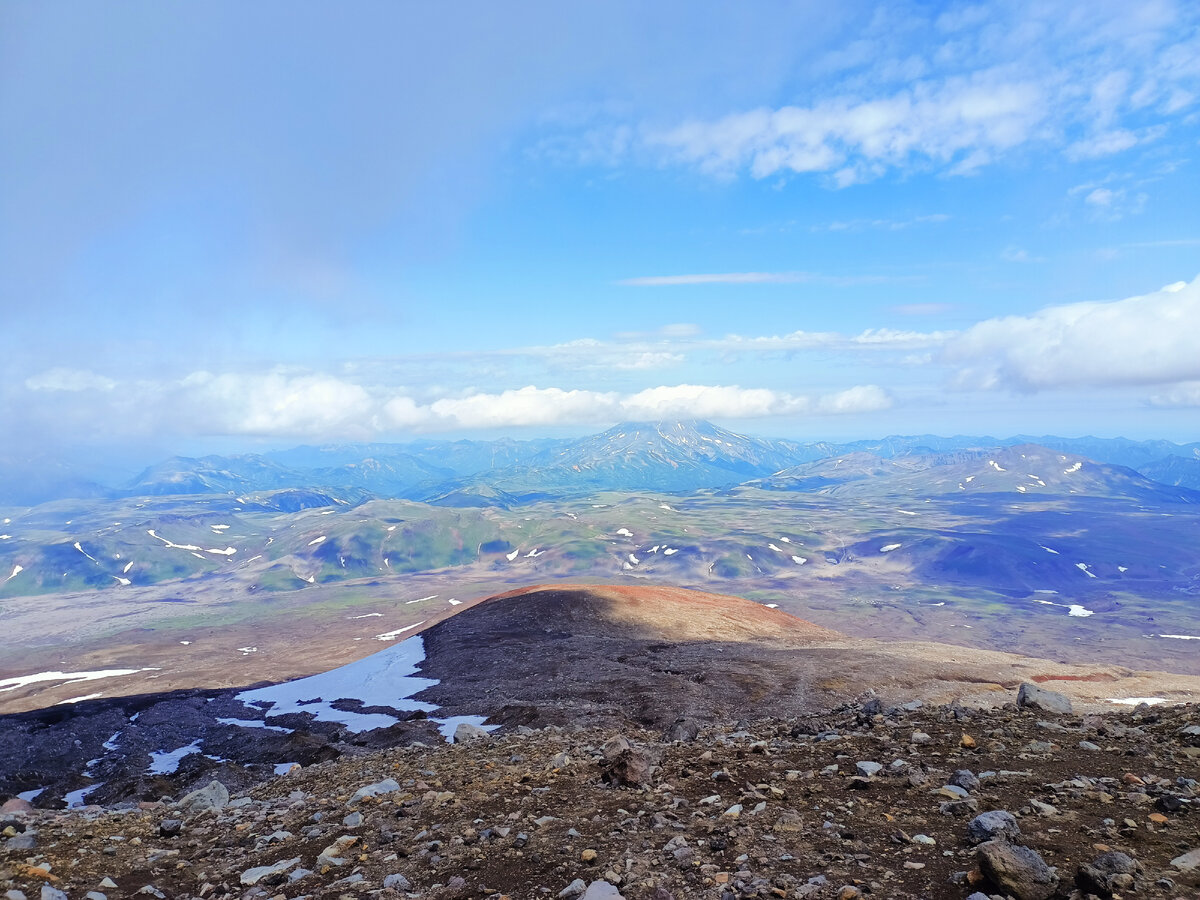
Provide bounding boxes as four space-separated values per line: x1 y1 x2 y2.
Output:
753 443 1200 505
265 437 568 477
449 420 811 496
1137 455 1200 491
126 454 297 496
1010 435 1200 469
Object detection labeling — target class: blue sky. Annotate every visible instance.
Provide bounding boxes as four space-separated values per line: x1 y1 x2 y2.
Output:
2 0 1199 466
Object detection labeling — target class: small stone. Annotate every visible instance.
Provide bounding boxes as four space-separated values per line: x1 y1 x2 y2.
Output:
950 770 980 791
836 887 862 900
960 733 977 748
99 879 117 889
241 857 301 886
41 889 68 900
158 819 182 837
581 849 598 863
581 882 624 900
855 761 883 777
903 861 926 870
559 880 587 899
343 812 364 827
347 778 400 805
1149 812 1168 824
1078 740 1101 751
911 731 932 745
723 804 742 818
912 834 936 845
383 874 412 890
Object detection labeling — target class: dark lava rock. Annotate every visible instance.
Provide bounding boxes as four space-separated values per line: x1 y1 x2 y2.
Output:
602 748 652 787
1077 850 1140 896
967 810 1022 845
977 839 1060 900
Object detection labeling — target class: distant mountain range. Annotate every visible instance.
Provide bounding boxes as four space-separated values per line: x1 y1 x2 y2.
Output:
2 420 1199 507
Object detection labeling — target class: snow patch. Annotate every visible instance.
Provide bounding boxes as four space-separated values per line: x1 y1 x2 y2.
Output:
880 543 902 553
791 556 807 565
406 595 437 605
988 460 1006 472
349 612 383 619
505 549 519 561
1064 462 1082 474
1159 634 1200 640
615 528 633 537
375 621 425 641
238 634 489 740
0 668 157 693
1076 562 1097 578
308 536 327 546
217 717 293 734
148 740 202 775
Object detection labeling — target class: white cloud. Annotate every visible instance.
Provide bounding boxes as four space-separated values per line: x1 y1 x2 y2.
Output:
721 327 955 352
181 371 376 437
1150 381 1200 407
1001 246 1046 263
382 383 893 431
618 271 916 288
645 74 1047 184
619 272 811 286
25 368 117 392
944 275 1200 391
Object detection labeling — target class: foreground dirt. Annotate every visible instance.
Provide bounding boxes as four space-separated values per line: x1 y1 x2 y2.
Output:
3 699 1198 900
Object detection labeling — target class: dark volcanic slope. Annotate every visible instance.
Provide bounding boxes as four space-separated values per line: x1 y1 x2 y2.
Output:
413 584 1200 733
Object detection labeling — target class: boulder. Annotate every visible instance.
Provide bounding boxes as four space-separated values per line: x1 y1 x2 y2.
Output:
453 722 490 744
175 780 229 815
1017 683 1072 714
1077 850 1139 896
967 810 1022 845
977 839 1059 900
664 717 700 742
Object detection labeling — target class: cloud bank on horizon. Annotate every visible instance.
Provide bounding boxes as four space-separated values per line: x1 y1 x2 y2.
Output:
2 1 1199 456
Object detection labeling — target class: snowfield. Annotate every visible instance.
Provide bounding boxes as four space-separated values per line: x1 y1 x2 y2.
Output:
237 635 494 740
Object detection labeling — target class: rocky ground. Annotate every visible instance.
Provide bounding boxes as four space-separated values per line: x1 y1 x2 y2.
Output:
3 690 1198 900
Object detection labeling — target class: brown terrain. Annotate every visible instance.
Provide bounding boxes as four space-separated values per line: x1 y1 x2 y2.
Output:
2 585 1200 899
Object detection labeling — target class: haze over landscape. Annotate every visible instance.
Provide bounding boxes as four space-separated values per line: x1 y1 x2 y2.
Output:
2 5 1200 900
